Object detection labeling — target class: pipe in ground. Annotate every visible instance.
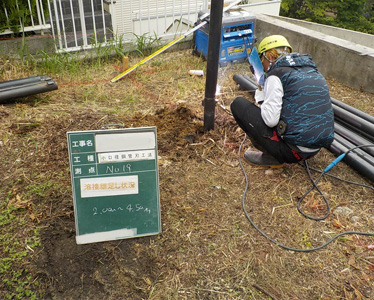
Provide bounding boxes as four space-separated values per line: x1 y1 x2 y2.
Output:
203 0 224 131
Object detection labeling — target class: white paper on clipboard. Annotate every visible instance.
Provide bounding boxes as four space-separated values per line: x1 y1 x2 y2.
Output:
248 47 265 87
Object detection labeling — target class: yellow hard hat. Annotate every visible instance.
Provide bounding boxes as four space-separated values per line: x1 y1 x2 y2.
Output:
258 35 293 55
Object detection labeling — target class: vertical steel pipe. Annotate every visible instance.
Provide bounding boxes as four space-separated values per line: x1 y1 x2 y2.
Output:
203 0 224 131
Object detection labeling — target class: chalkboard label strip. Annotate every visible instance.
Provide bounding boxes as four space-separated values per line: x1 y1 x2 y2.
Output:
76 228 137 244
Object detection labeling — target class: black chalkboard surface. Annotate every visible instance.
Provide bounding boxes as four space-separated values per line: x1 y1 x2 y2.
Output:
67 127 161 244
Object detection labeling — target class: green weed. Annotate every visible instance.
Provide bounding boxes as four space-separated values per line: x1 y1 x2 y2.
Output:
133 32 162 56
0 189 41 299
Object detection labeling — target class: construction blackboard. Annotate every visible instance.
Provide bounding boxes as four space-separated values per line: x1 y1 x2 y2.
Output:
67 127 161 244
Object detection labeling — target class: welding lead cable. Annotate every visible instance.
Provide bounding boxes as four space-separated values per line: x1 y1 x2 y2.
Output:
326 140 374 182
296 160 330 221
334 133 374 166
238 134 374 252
298 142 374 219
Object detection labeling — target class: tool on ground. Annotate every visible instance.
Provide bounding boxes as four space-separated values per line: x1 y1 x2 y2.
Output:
111 0 242 83
188 70 204 76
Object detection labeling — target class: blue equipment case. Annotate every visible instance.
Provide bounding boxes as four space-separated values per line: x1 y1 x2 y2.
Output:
194 9 256 66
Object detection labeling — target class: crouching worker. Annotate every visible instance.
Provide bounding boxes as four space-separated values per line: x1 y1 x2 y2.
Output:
231 35 334 167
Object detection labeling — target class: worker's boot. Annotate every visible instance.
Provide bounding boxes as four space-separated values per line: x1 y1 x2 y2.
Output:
243 151 283 168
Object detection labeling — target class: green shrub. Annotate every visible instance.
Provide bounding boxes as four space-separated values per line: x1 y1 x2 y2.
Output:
0 0 49 33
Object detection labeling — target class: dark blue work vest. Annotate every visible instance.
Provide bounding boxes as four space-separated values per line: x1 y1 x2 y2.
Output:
266 53 334 148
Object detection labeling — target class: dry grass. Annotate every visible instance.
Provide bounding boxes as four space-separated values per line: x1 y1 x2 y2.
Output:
1 49 374 300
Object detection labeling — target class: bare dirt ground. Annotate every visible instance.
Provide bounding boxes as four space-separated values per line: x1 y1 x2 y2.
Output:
1 49 374 300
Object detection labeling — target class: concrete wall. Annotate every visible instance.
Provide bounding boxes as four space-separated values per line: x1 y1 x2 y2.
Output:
255 14 374 93
0 35 55 57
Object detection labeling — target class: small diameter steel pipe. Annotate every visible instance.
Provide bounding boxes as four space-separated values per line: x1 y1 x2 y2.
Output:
331 97 374 124
0 76 43 90
203 0 224 131
233 74 257 92
327 139 374 182
332 104 374 138
334 116 374 143
335 122 374 157
334 132 374 166
0 76 58 102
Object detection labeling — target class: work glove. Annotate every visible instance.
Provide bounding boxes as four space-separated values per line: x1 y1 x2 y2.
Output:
254 88 265 105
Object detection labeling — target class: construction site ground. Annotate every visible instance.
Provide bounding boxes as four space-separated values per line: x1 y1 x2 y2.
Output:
1 49 374 300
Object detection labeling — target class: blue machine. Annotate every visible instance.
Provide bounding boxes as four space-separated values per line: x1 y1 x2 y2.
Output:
194 9 256 66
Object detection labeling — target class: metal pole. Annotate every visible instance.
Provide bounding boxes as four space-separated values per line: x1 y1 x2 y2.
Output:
203 0 224 131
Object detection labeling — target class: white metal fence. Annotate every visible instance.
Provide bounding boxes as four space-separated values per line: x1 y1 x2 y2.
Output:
1 0 208 52
0 0 51 35
47 0 208 52
0 0 281 53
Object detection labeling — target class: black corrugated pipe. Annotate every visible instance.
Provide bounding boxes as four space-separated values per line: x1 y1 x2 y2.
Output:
331 97 374 124
0 75 58 102
327 139 374 182
233 74 257 92
203 0 224 131
332 104 374 138
335 122 374 157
